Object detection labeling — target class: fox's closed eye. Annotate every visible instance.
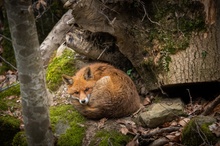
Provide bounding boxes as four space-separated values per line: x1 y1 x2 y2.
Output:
85 87 90 92
74 91 79 94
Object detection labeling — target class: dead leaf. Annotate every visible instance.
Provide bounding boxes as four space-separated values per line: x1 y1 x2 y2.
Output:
7 70 13 74
143 97 151 106
170 121 178 126
20 124 25 130
117 119 136 126
0 75 5 82
120 126 129 135
209 122 220 137
77 123 85 127
178 118 190 127
137 126 148 135
97 118 107 129
16 99 21 103
8 95 17 100
165 132 180 142
126 139 138 146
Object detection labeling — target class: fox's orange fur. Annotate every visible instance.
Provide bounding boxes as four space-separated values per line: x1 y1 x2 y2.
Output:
62 63 140 119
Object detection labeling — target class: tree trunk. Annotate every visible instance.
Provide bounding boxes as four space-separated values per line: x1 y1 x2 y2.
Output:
159 27 220 85
4 1 54 145
64 0 220 90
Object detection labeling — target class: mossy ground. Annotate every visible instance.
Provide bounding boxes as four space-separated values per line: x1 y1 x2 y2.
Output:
89 130 132 146
0 116 20 146
50 104 86 146
12 131 28 146
46 49 76 92
0 84 20 98
182 116 218 146
0 84 21 114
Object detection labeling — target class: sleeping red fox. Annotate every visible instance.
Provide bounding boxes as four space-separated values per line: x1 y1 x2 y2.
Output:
62 63 140 119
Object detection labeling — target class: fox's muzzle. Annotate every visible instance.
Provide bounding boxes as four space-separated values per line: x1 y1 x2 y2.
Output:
71 94 91 105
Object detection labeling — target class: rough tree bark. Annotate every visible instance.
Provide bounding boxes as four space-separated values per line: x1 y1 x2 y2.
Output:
65 27 133 69
63 0 220 90
4 0 54 145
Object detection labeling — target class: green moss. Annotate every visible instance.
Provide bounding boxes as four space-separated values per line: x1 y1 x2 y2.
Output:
0 116 20 146
12 131 28 146
89 130 132 146
0 84 20 99
0 84 21 113
50 105 86 146
57 123 85 146
50 105 85 129
0 100 8 111
182 116 218 146
46 49 76 91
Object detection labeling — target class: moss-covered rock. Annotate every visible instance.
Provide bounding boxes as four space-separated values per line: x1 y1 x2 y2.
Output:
89 130 132 146
0 116 20 146
50 105 86 146
12 131 28 146
182 115 218 146
46 49 76 92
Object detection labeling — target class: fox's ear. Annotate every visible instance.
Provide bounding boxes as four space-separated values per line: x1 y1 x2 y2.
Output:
62 75 73 85
84 67 93 80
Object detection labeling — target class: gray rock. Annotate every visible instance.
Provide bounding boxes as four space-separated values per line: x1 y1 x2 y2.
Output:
56 44 73 57
139 98 185 128
55 120 70 137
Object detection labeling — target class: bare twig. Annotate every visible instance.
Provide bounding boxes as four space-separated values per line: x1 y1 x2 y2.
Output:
97 47 107 60
202 94 220 115
126 133 139 146
0 56 17 70
148 137 169 146
0 34 12 42
186 89 193 108
98 10 116 26
131 104 145 117
108 138 114 146
0 82 20 92
141 126 180 138
140 1 146 22
146 12 161 26
158 84 169 97
195 121 210 145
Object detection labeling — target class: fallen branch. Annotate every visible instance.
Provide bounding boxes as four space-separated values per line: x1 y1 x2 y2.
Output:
141 126 181 138
40 9 73 67
149 137 169 146
202 94 220 116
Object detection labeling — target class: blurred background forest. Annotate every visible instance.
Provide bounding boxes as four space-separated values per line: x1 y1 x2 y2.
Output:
0 0 66 75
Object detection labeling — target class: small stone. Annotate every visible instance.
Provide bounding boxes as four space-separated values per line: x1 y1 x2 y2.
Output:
138 98 185 128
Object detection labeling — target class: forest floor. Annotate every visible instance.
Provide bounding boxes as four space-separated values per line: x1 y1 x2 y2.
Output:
1 70 220 146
